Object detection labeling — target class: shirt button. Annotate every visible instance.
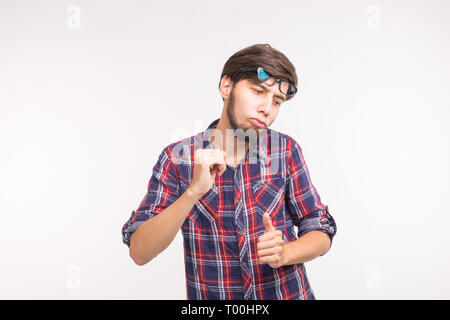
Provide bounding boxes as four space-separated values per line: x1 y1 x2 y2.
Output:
238 230 243 236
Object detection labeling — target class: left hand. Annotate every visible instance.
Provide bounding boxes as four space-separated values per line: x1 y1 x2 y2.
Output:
257 213 286 268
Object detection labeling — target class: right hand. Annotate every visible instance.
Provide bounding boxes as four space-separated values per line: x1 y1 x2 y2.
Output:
189 148 227 199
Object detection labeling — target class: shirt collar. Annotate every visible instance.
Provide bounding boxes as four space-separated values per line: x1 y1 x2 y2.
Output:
201 118 267 160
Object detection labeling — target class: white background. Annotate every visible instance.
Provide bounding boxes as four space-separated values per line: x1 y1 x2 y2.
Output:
1 0 449 299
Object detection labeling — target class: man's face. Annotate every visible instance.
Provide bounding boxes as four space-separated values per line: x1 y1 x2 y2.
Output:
225 78 285 135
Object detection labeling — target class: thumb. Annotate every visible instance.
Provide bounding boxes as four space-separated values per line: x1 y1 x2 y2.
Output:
263 213 275 232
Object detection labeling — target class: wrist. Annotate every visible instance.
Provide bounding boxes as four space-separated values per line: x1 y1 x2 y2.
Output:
280 242 290 267
185 186 203 202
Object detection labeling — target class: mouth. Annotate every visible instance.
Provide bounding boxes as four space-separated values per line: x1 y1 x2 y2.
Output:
250 118 266 128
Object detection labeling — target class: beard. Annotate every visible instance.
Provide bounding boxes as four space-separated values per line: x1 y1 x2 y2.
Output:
226 86 242 131
226 86 263 144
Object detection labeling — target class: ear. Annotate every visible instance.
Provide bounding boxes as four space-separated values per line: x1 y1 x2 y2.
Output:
219 75 233 101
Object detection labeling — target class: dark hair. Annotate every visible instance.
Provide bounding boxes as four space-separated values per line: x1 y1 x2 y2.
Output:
219 43 298 101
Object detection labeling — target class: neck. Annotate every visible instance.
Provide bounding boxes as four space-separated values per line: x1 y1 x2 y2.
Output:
211 116 250 165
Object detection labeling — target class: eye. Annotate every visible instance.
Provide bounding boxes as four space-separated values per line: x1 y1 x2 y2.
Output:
274 100 282 106
253 88 263 94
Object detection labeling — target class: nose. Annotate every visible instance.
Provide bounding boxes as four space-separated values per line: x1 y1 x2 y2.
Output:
258 95 273 115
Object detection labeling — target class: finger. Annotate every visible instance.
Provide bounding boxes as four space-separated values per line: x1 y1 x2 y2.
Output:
257 235 284 250
210 166 218 175
194 149 203 164
213 160 226 176
220 150 227 174
259 254 282 265
257 246 283 258
217 164 226 176
198 150 224 168
195 149 214 166
203 150 224 163
258 229 282 243
263 213 275 232
212 150 226 176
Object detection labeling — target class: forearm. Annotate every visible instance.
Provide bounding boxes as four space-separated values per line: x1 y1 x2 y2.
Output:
129 187 200 266
281 230 331 266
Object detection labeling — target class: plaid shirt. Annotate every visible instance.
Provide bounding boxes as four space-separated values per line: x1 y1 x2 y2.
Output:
122 118 337 300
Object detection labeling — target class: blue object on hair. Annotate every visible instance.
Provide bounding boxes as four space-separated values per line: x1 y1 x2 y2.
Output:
257 68 270 80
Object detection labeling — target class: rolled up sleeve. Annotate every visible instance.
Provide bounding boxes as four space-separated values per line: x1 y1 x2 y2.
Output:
285 139 337 245
121 148 180 247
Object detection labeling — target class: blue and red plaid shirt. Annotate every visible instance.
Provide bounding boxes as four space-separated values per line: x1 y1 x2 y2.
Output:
122 118 337 300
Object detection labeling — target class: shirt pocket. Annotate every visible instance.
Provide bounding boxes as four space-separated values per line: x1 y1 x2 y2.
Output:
186 184 218 227
251 175 286 223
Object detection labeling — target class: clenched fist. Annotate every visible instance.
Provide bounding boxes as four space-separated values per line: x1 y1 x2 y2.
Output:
257 213 286 268
189 148 227 199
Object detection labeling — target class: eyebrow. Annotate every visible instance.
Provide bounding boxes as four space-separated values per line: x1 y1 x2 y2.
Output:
252 82 286 102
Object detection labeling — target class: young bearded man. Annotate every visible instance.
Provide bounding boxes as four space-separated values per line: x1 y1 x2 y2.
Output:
122 43 337 300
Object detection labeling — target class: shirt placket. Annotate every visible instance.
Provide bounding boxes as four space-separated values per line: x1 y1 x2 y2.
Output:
234 167 254 300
